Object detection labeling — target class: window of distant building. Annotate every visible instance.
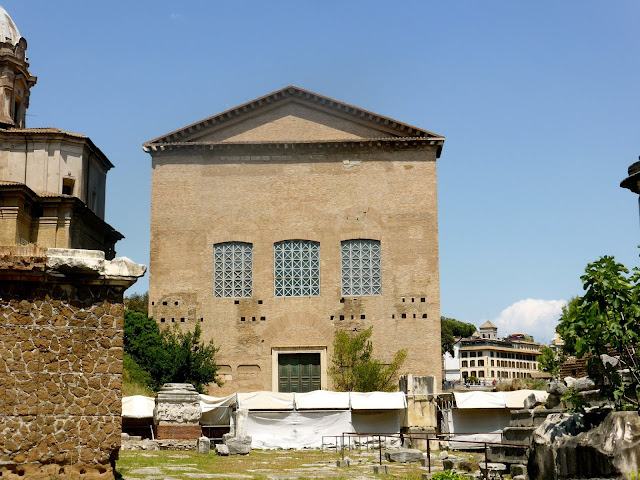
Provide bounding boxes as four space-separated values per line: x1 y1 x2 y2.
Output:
462 361 468 368
340 239 381 296
62 177 75 195
274 240 320 297
213 242 253 298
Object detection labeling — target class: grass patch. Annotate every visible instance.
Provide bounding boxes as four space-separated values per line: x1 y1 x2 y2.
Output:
117 448 445 479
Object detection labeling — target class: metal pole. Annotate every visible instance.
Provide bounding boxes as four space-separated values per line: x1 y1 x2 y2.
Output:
484 442 489 480
426 433 431 473
378 435 382 465
341 433 344 460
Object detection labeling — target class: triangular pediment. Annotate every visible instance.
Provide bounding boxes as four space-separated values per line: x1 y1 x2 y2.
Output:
145 86 443 147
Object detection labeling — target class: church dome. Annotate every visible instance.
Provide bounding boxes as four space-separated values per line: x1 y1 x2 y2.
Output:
0 6 21 45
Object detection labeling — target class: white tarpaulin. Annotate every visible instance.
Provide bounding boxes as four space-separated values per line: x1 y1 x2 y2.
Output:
200 393 236 426
246 410 353 449
350 391 406 410
294 391 350 410
454 391 507 409
442 408 510 448
504 389 549 409
454 389 549 410
351 410 401 435
238 391 295 410
122 395 155 418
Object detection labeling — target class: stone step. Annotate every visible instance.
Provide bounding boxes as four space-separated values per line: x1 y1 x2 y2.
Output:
509 408 564 427
486 444 529 464
502 426 536 445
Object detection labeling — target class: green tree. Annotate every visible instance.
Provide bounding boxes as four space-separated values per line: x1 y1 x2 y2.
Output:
557 297 580 355
124 291 149 316
556 255 640 408
538 345 565 379
329 327 407 392
123 310 221 393
124 310 163 373
157 324 222 393
441 316 477 356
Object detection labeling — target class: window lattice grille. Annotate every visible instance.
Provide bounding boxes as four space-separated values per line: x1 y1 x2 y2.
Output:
213 242 253 298
341 239 381 296
274 240 320 297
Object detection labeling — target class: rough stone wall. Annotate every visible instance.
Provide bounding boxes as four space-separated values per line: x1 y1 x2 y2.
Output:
149 142 442 394
0 247 142 480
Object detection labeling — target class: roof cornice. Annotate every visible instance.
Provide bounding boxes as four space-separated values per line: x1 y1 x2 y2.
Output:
0 128 114 170
144 86 444 148
143 136 445 158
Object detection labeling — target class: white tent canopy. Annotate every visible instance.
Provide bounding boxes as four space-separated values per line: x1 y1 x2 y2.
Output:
453 390 548 409
445 389 550 447
350 391 406 410
122 395 155 419
200 393 236 426
294 390 350 410
122 390 409 448
237 391 295 410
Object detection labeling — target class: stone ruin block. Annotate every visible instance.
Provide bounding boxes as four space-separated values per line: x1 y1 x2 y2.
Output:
0 246 145 479
154 383 203 440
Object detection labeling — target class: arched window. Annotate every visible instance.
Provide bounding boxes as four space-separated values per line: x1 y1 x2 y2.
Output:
274 240 320 297
340 239 381 296
213 242 253 298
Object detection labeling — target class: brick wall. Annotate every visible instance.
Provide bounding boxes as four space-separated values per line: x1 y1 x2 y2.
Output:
149 142 442 394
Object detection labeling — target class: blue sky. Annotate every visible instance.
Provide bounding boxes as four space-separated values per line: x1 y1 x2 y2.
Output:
5 1 639 344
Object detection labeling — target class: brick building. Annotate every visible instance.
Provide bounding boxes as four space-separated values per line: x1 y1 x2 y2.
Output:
144 86 445 394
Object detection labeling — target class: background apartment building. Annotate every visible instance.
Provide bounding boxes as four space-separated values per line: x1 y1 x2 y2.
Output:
459 322 542 383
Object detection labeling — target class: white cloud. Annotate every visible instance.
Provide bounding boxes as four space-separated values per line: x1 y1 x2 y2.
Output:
490 298 567 345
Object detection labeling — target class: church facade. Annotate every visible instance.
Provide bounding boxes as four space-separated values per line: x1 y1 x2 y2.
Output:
0 6 122 257
144 86 445 394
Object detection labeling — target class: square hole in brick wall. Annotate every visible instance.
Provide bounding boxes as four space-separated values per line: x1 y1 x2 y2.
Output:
258 300 263 304
171 318 175 322
421 297 426 302
411 298 415 302
234 300 239 305
200 318 204 322
422 314 427 318
161 318 165 323
401 313 406 319
152 301 155 305
360 314 365 319
163 301 168 306
330 315 334 320
339 315 345 320
413 314 416 318
392 314 395 319
260 317 266 321
175 301 179 306
252 317 256 322
180 318 185 322
340 298 345 303
402 297 405 303
241 317 245 322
